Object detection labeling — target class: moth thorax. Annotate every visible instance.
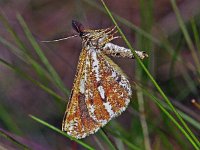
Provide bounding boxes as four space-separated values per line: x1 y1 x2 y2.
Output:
83 37 108 49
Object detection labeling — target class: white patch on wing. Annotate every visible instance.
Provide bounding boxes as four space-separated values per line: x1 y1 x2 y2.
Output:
125 98 130 106
87 104 96 120
91 50 101 82
103 102 114 118
98 119 108 126
111 70 117 78
79 79 85 94
79 53 89 95
84 54 89 99
89 91 93 97
66 117 81 136
88 104 95 114
97 85 105 99
119 76 132 96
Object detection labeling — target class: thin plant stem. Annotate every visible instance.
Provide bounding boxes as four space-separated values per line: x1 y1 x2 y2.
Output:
170 0 200 75
0 129 30 150
93 136 105 150
99 129 118 150
136 86 152 150
84 0 199 95
0 58 63 102
30 115 95 150
17 14 70 96
99 0 199 149
170 0 200 146
191 18 200 57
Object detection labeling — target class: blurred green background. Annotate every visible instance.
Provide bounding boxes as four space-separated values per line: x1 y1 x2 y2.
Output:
0 0 200 149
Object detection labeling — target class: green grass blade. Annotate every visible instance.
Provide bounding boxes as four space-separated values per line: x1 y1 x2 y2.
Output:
16 14 70 96
136 86 151 150
0 58 63 102
0 129 30 150
177 111 200 130
84 0 184 61
140 85 199 150
93 136 105 150
0 105 22 135
120 138 140 150
170 0 200 146
98 129 117 150
139 85 200 130
0 14 51 82
29 115 95 150
85 0 199 100
107 125 141 150
191 18 200 54
84 0 160 45
109 121 130 138
99 0 199 149
86 0 199 100
170 0 200 74
137 0 153 149
0 13 27 52
0 36 53 82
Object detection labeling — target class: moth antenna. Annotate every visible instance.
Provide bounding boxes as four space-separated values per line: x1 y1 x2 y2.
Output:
41 34 79 43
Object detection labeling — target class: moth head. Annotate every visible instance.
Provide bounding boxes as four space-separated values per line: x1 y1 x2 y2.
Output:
72 20 118 47
41 20 118 44
72 20 85 37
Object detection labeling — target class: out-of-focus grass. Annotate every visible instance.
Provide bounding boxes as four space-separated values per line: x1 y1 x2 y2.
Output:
170 0 200 146
17 14 70 96
0 104 22 135
0 57 63 102
170 0 200 75
0 0 199 150
191 18 200 57
30 115 95 150
0 129 29 150
100 0 199 149
136 0 153 150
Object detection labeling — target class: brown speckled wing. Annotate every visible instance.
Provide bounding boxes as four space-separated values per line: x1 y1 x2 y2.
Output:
62 47 132 139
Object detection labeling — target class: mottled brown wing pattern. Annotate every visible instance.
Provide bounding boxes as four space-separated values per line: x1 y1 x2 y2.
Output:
62 48 100 139
62 47 131 139
85 50 131 125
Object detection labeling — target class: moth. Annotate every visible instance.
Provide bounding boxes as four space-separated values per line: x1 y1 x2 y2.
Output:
62 20 148 139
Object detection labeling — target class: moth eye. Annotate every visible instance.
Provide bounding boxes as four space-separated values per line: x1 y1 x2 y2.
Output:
72 20 85 36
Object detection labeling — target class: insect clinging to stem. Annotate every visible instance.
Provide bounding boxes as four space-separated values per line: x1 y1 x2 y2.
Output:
44 20 148 139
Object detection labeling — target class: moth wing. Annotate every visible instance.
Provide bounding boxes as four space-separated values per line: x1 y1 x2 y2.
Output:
62 48 132 139
62 48 100 139
85 50 132 126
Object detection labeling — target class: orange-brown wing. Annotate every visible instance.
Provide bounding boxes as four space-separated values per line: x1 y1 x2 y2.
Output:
85 50 132 127
62 48 100 139
62 48 132 139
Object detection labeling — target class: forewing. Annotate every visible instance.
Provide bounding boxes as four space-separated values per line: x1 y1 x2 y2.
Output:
62 48 100 139
62 48 132 139
85 49 132 126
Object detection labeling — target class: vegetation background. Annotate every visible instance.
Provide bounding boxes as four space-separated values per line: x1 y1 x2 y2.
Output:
0 0 199 149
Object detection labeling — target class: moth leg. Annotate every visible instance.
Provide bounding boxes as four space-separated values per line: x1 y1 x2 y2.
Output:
105 26 117 35
93 26 118 42
102 43 148 59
